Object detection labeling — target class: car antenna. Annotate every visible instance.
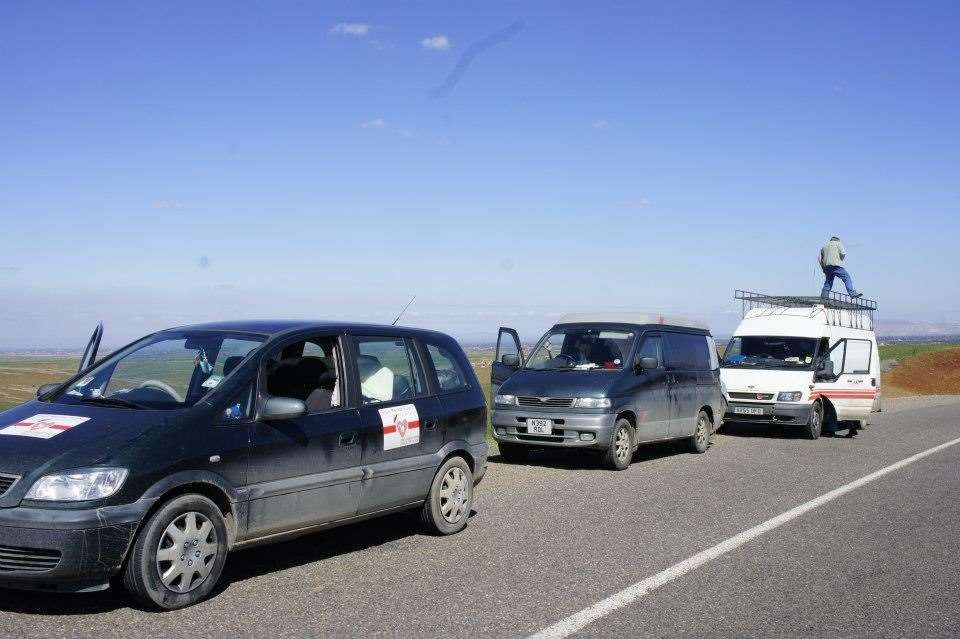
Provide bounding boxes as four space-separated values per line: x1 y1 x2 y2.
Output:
392 295 417 326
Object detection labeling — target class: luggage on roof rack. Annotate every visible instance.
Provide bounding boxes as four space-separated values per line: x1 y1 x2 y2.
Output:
734 290 877 330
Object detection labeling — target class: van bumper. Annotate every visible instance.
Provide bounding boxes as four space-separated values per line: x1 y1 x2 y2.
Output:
491 408 617 450
724 401 813 425
0 499 153 592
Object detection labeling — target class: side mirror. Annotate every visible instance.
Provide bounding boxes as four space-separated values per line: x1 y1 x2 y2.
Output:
260 396 308 421
501 354 520 368
36 382 62 399
635 357 659 372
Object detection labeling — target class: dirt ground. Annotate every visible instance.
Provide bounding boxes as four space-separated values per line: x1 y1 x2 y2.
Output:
885 347 960 396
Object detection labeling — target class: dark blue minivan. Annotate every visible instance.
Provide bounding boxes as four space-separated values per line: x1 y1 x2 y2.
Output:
0 321 487 608
491 313 724 470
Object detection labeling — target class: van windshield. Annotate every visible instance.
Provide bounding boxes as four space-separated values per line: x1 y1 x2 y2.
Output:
722 336 818 369
52 331 265 410
526 327 635 371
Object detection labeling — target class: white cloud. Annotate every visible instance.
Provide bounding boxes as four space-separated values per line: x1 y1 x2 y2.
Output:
421 35 450 50
331 23 370 36
361 117 386 129
591 119 609 129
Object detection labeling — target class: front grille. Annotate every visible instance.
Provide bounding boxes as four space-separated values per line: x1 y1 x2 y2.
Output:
0 473 19 498
0 545 61 573
729 392 774 401
517 396 575 408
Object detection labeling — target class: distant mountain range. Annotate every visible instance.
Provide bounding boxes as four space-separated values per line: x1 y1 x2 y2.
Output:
876 319 960 338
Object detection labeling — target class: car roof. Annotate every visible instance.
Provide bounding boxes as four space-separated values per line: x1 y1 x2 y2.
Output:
161 320 451 341
555 312 710 331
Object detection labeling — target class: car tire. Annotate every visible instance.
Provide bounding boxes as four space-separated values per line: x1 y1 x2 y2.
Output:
602 419 634 471
804 401 824 440
497 441 529 463
689 410 712 454
421 456 474 536
122 494 229 610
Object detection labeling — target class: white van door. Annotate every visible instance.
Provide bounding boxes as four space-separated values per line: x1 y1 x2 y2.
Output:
811 338 876 421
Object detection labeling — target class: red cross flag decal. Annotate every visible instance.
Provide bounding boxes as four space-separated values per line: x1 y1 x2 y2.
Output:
379 404 421 451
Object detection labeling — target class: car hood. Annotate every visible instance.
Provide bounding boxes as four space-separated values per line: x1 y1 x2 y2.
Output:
499 369 617 398
0 401 165 478
719 368 813 395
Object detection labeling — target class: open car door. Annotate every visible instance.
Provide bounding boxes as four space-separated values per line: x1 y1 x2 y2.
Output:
78 322 103 373
492 327 524 395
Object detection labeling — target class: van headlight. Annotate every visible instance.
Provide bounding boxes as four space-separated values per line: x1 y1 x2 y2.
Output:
494 394 517 406
25 468 129 501
574 397 612 409
777 391 803 402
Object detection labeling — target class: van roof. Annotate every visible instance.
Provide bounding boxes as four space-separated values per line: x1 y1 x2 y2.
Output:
556 313 709 331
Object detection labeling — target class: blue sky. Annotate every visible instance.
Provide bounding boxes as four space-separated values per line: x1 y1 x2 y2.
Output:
2 1 959 348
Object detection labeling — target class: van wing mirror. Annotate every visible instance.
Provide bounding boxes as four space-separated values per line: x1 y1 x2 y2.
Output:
636 357 659 372
260 396 308 421
501 353 520 368
36 382 62 399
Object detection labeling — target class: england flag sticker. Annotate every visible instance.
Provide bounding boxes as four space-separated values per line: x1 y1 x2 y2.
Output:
379 404 420 451
0 414 91 440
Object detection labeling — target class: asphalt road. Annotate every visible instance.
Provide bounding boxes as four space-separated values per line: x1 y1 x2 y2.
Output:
2 397 960 638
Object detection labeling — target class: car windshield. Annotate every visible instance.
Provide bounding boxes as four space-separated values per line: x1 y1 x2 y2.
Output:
53 331 265 410
722 336 818 369
526 327 635 371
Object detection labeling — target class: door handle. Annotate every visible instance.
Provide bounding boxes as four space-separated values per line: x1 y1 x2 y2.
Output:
423 420 437 430
339 432 357 446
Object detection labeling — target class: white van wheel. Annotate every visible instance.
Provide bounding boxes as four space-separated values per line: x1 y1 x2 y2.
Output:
805 401 823 440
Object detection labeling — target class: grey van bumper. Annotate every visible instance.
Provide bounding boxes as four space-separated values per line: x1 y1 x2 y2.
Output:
724 402 813 425
0 500 153 592
491 408 617 450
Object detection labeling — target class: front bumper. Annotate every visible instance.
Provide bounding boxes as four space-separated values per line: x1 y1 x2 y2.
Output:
724 401 813 425
491 408 617 450
0 499 153 592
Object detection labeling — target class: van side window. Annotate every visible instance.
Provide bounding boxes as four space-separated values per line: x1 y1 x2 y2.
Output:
844 339 872 374
828 340 846 375
425 343 468 392
636 335 662 368
665 333 711 371
355 337 425 405
265 336 343 413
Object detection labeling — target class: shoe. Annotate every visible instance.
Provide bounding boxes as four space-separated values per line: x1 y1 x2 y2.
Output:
846 428 858 438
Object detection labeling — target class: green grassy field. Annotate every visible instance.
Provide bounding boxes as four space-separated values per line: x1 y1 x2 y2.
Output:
878 342 958 361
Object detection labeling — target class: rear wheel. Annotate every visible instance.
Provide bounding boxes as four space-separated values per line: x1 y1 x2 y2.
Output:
122 494 229 610
497 441 529 463
421 456 474 535
602 419 634 470
689 410 712 454
804 401 824 440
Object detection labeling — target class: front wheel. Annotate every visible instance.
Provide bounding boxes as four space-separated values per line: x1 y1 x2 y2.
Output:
689 410 712 454
804 401 824 440
602 419 634 470
122 494 229 610
421 456 474 535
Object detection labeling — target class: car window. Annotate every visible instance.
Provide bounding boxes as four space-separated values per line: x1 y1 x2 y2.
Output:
664 333 711 371
636 335 662 368
355 337 425 404
264 336 343 412
844 339 872 374
706 336 720 370
828 340 846 374
426 343 468 392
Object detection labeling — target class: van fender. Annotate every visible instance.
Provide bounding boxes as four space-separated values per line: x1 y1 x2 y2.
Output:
135 470 243 547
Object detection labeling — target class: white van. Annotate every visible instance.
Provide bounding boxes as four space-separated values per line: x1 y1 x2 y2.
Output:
720 291 880 438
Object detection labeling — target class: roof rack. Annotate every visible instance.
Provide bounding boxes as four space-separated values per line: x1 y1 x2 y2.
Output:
735 290 877 330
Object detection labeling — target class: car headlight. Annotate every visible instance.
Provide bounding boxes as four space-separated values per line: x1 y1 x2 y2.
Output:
574 397 612 409
777 391 803 402
25 468 129 502
494 394 517 406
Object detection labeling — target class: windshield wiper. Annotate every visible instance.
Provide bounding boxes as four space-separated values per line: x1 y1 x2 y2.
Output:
77 396 146 410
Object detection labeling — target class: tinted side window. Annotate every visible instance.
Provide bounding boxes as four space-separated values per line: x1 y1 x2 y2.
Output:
355 337 425 405
426 343 468 392
664 333 711 371
636 335 663 368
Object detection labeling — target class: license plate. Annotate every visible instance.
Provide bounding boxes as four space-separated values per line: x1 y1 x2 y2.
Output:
734 406 764 416
528 418 553 435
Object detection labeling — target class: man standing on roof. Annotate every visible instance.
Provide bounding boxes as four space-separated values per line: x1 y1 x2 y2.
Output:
819 236 862 298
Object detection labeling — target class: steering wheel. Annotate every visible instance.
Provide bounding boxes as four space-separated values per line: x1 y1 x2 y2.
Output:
137 380 184 403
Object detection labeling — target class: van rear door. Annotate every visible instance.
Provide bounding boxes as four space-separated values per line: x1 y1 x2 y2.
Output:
492 327 524 395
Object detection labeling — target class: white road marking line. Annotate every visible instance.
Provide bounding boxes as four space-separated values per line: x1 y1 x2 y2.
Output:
529 435 960 639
